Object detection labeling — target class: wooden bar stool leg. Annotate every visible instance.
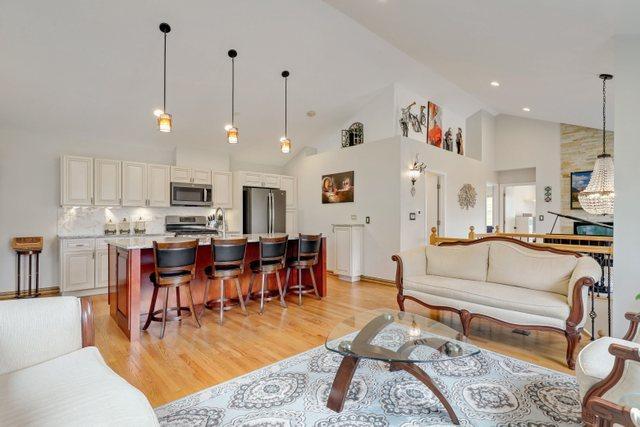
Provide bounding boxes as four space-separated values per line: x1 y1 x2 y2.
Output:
276 270 287 308
143 286 159 331
219 278 225 325
161 287 169 339
186 284 201 328
284 268 291 296
202 278 211 316
175 287 182 320
235 277 248 315
310 266 321 299
259 274 266 315
245 273 255 305
298 268 303 306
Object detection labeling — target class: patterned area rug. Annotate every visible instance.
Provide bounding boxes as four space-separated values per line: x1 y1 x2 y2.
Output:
155 328 582 426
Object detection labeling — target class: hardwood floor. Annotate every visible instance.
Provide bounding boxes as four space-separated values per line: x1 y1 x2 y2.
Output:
94 275 587 407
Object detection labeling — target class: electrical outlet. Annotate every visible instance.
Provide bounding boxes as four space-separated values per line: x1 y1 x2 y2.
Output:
365 216 370 224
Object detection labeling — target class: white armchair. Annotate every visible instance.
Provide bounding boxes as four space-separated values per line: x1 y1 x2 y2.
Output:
578 312 640 426
0 296 158 426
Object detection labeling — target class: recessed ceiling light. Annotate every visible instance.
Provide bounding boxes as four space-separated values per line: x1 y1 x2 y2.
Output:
153 109 163 117
306 110 316 117
490 81 500 87
522 107 531 112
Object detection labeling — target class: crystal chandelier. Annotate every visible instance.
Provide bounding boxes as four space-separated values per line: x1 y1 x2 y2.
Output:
578 74 614 215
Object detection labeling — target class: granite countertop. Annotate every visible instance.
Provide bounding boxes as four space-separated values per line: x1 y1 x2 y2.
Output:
58 233 175 239
106 233 299 250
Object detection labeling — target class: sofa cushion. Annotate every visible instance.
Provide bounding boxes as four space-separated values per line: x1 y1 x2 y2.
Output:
0 346 158 426
404 274 570 320
426 243 489 282
487 242 578 295
576 337 640 399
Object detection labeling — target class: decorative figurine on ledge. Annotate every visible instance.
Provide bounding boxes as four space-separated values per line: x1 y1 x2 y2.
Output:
456 127 464 155
443 127 453 151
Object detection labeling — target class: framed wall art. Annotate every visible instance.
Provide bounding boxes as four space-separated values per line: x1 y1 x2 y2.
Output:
322 171 354 204
570 170 592 210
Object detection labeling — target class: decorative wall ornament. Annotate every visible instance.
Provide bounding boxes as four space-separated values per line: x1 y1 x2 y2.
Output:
427 102 443 147
458 184 477 210
443 128 453 151
322 171 354 204
456 127 464 155
341 122 364 148
399 102 423 137
544 186 552 203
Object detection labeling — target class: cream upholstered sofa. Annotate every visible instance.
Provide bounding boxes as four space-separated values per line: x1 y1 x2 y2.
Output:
392 236 602 368
578 312 640 426
0 296 158 426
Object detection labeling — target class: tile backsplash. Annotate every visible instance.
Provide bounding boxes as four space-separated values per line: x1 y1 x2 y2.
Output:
57 206 219 236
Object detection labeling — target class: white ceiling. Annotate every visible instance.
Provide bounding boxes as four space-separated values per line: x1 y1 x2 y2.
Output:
324 0 640 131
3 1 634 167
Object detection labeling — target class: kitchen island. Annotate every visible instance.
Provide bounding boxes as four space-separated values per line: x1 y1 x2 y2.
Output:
107 234 327 341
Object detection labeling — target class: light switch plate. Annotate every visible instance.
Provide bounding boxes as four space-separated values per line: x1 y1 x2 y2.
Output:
409 212 416 221
539 215 544 221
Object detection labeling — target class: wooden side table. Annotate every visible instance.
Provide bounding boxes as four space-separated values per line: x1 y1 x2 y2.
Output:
12 237 43 299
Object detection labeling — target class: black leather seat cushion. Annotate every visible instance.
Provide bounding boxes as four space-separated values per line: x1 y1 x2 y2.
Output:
150 270 191 284
204 265 241 277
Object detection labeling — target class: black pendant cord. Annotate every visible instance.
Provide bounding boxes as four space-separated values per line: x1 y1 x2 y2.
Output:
601 77 606 155
284 76 288 137
231 57 235 127
163 32 167 113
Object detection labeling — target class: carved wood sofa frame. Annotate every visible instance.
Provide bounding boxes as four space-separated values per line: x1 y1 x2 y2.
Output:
582 312 640 426
391 236 595 369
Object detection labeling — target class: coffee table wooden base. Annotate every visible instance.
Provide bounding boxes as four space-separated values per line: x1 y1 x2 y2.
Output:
326 355 460 424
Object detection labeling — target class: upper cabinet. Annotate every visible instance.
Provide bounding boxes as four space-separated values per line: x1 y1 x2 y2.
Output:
94 159 121 206
122 161 147 207
280 176 297 209
147 164 171 207
212 171 232 208
263 174 281 189
170 166 211 184
61 155 94 206
238 172 284 190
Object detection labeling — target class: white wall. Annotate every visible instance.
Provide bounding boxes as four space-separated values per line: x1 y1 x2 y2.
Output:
494 115 561 232
612 36 640 337
285 138 401 280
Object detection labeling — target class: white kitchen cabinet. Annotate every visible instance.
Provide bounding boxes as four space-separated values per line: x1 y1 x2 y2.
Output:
94 159 121 206
147 164 171 207
286 209 297 235
170 166 192 183
212 171 233 208
62 251 95 292
263 174 281 188
94 250 109 288
193 169 212 185
242 172 264 187
122 161 147 206
332 224 364 282
61 155 94 206
280 176 297 209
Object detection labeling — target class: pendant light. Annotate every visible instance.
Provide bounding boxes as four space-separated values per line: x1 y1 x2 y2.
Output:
280 70 291 153
156 23 172 132
578 74 614 215
225 49 239 144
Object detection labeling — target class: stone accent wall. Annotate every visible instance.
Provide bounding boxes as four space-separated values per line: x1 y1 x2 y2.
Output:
560 124 614 232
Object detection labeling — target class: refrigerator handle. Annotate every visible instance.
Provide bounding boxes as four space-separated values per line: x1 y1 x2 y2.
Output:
270 192 275 233
268 192 272 233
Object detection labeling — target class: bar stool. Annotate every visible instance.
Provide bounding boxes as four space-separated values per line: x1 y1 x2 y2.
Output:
284 233 322 305
142 240 201 339
203 237 249 325
245 235 288 314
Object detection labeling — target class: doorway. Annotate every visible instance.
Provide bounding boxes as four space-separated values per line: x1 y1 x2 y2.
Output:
501 183 536 233
425 171 444 235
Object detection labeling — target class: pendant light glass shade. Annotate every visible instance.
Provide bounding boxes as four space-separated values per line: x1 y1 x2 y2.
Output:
578 154 614 215
156 23 172 133
280 137 291 153
226 126 238 144
578 73 614 215
157 113 172 133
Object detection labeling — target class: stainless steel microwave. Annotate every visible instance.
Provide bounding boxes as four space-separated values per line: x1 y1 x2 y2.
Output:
170 182 213 207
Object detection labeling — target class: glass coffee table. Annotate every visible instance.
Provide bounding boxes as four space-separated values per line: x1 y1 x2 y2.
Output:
325 308 479 425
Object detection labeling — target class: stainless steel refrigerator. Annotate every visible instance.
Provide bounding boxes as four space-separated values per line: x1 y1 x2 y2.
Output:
243 187 286 233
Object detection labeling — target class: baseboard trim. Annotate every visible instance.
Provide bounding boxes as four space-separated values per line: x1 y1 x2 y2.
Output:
0 286 60 300
328 271 395 286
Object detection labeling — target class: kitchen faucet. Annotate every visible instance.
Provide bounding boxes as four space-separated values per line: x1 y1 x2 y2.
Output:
214 207 227 237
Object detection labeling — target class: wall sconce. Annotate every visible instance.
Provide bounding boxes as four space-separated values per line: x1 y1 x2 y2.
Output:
409 155 427 197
